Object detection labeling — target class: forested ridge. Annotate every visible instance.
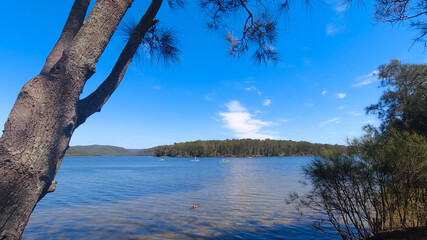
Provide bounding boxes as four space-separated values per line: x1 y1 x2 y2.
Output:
153 139 346 157
65 145 155 156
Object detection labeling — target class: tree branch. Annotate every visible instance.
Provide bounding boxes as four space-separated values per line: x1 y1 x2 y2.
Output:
75 0 164 127
41 0 91 74
58 0 135 82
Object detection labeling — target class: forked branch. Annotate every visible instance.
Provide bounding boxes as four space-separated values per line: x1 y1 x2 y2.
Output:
41 0 91 74
75 0 164 127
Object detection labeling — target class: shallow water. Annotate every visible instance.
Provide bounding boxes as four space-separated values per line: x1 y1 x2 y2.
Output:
23 156 339 239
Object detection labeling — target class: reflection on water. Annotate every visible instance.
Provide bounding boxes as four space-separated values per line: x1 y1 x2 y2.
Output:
23 156 338 239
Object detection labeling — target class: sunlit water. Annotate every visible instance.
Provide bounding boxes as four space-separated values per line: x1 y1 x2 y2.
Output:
23 156 339 239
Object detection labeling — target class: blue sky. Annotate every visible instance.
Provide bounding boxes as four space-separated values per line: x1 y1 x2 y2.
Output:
0 1 425 148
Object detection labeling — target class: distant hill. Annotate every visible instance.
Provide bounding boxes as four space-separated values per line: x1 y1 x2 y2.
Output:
65 145 155 156
133 147 155 156
65 145 132 156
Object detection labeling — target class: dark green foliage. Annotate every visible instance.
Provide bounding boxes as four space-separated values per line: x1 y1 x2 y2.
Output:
152 138 346 157
366 59 427 136
293 130 427 239
292 60 427 239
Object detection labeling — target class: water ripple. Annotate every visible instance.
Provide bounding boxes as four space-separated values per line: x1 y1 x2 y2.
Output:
24 156 338 239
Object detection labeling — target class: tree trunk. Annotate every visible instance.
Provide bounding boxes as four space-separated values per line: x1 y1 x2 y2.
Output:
0 72 80 239
0 0 149 238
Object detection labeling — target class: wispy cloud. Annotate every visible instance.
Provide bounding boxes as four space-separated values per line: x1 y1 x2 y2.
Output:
226 100 246 111
348 111 363 116
205 95 213 101
279 119 292 123
319 117 341 126
303 58 312 66
338 106 345 110
363 120 375 124
305 103 314 107
153 86 161 90
334 4 349 13
351 70 378 87
219 100 275 139
337 93 346 99
322 90 327 96
263 99 272 106
245 86 262 95
326 24 344 36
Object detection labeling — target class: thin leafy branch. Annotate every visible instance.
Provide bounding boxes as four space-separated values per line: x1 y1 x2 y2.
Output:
119 18 181 67
289 60 427 239
374 0 427 45
200 0 287 64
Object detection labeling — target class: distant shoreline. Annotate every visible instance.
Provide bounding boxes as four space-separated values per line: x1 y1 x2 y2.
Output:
65 155 318 157
65 144 154 157
66 140 346 157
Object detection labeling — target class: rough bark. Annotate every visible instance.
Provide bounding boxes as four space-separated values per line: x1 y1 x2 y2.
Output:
41 0 91 74
0 0 162 238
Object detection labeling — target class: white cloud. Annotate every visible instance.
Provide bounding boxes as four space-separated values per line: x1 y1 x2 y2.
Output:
363 120 375 124
263 99 271 106
351 70 379 87
326 24 344 36
279 119 292 123
219 100 275 139
334 4 349 13
153 86 161 90
305 103 314 107
303 58 312 66
319 117 341 126
322 90 327 96
337 93 346 99
348 111 363 116
338 106 345 110
245 86 262 95
205 95 213 101
225 100 246 112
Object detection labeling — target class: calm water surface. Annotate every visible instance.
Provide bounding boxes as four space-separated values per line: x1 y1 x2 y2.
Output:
23 156 339 239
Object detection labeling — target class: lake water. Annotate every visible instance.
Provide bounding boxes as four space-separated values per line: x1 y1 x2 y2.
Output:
23 156 339 239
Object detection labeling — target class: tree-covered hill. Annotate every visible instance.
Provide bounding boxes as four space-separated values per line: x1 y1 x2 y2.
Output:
153 139 346 157
65 140 345 157
133 147 156 156
65 145 132 156
65 145 155 156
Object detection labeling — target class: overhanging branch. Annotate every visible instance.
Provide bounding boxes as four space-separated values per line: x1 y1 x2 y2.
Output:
41 0 91 74
75 0 164 127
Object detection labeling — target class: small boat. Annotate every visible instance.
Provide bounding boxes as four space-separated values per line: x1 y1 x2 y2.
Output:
220 159 231 162
191 157 200 162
